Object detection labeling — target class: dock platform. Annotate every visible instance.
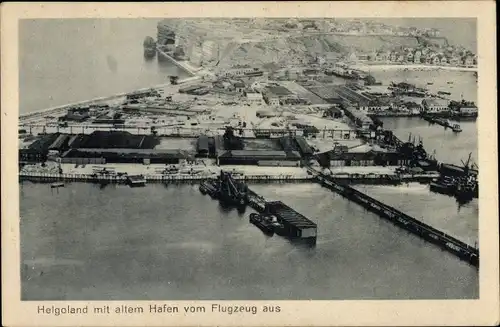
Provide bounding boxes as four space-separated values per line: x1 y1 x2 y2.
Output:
266 201 318 241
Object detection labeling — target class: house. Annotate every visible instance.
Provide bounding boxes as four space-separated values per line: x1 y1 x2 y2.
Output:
432 56 441 65
440 56 448 65
348 52 358 61
421 98 450 114
464 56 475 67
233 81 246 93
359 98 391 112
406 52 414 62
376 52 388 61
397 54 405 62
425 55 434 65
449 56 461 66
413 51 422 63
389 52 398 62
245 92 263 105
316 55 326 65
356 53 370 61
385 51 392 61
322 106 343 119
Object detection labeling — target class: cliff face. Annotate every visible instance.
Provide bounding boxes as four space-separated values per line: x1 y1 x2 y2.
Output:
157 20 177 51
156 19 435 69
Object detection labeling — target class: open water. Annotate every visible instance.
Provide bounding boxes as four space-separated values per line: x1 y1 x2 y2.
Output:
20 182 478 300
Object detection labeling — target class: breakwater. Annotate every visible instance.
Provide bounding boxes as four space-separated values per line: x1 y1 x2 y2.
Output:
312 169 479 267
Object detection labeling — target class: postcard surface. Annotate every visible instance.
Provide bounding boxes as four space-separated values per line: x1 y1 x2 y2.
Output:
2 2 499 326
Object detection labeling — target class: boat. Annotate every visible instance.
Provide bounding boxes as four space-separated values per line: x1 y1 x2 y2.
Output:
429 179 456 195
249 213 275 236
199 180 219 198
427 82 434 85
268 215 287 236
438 91 451 95
447 81 454 84
451 123 462 133
50 182 65 189
126 175 146 187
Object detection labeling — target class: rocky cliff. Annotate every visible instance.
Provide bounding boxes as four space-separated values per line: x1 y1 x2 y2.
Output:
156 19 442 69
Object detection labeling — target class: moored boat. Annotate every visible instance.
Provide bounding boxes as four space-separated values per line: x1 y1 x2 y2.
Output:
451 123 462 133
50 182 65 189
249 213 275 236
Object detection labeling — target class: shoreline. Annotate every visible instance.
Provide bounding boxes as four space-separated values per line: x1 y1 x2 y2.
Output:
351 63 477 72
19 52 200 119
19 75 201 121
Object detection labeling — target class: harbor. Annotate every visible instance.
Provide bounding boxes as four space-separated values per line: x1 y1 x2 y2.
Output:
18 18 481 301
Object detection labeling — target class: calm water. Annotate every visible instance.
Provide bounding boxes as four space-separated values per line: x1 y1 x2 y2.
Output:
371 70 477 102
379 116 477 166
19 19 189 114
20 182 478 300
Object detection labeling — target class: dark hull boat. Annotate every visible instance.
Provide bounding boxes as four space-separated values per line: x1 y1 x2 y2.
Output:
249 213 275 236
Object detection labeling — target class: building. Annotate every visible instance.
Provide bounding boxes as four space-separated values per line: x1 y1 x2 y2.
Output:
359 99 391 112
406 52 414 62
217 150 302 166
413 51 421 63
233 81 246 93
196 135 210 157
219 66 264 78
316 149 404 168
376 52 388 62
464 56 475 67
62 148 188 164
19 148 46 162
294 136 314 157
421 98 450 113
263 85 293 106
322 106 343 119
246 92 263 105
449 56 461 66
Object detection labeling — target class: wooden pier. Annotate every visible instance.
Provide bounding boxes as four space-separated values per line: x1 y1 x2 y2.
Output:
310 169 479 267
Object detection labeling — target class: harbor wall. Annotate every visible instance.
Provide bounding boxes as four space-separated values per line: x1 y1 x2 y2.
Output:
313 170 479 267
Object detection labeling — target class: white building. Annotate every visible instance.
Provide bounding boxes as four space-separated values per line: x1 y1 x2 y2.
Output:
422 99 450 113
246 92 264 105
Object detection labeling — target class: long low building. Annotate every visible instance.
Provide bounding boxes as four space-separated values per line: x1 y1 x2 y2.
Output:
61 148 190 164
265 201 317 241
218 150 302 166
316 149 405 167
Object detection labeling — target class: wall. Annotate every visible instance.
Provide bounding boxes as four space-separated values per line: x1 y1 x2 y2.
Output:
60 157 106 165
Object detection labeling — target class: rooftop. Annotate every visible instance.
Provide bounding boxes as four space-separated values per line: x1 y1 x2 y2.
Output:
266 201 317 229
423 98 450 107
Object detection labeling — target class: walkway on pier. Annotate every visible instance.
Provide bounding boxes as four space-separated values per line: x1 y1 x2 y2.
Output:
307 167 479 267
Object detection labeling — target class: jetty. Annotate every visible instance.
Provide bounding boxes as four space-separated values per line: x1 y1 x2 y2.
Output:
421 114 462 132
308 167 479 267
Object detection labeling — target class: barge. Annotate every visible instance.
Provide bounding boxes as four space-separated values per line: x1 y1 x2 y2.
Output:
126 175 147 187
264 201 317 244
50 182 65 189
199 180 219 198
